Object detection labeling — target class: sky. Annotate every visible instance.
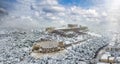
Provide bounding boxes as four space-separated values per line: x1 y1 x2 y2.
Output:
59 0 105 8
0 0 120 33
0 0 105 10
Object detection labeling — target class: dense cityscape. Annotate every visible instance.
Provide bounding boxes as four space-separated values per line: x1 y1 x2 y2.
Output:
0 0 120 64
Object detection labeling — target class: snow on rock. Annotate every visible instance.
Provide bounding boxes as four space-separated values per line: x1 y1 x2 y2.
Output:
87 32 102 37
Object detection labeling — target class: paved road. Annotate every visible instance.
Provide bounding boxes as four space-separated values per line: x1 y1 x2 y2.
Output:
95 44 109 62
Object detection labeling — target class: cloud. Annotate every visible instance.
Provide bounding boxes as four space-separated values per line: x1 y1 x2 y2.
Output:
38 0 58 5
0 0 109 32
104 0 120 32
0 8 8 16
42 6 65 13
